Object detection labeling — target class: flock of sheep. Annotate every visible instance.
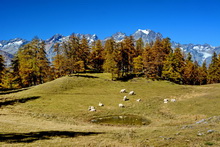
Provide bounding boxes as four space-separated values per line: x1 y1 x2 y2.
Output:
88 89 176 112
88 89 140 112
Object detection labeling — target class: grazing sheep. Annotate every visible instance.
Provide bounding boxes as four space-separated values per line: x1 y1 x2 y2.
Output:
88 106 96 111
119 103 124 108
164 99 169 103
120 89 126 93
123 96 129 101
90 108 96 111
129 91 135 95
136 99 141 102
98 102 104 106
171 99 176 102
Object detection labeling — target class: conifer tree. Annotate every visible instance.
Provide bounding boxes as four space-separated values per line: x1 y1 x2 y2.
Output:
53 43 65 77
37 41 52 83
143 38 171 80
197 61 207 85
103 38 118 80
207 52 220 84
80 36 90 69
135 38 144 57
11 55 22 88
133 55 143 76
0 55 5 88
65 34 81 74
182 53 195 85
121 36 135 75
18 38 52 87
162 48 185 84
90 40 104 72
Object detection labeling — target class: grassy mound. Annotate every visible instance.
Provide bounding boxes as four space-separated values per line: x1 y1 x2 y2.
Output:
0 73 220 146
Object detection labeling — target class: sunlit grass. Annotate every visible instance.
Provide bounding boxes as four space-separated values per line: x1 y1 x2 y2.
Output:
0 73 220 146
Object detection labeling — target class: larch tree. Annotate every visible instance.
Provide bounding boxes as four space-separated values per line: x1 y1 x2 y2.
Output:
0 55 5 88
207 52 220 84
135 38 144 57
36 41 52 83
11 55 22 88
133 55 143 76
162 48 185 84
53 43 66 77
79 36 90 69
121 36 135 76
103 38 118 80
90 40 104 72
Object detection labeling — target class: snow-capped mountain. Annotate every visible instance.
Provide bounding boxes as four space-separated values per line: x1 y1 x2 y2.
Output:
0 29 220 66
44 33 98 62
0 50 14 66
0 38 28 55
104 29 162 44
132 29 163 44
104 32 126 43
172 42 216 65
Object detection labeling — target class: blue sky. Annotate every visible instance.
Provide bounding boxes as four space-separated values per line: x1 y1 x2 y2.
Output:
1 0 220 46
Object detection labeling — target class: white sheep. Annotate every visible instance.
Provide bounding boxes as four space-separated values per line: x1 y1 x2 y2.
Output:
129 91 135 95
119 103 124 108
164 99 169 103
120 89 126 93
88 106 96 111
171 99 176 102
98 102 104 106
90 108 96 111
123 96 129 101
136 99 141 102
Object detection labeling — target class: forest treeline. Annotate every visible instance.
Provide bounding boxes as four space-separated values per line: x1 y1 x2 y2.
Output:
0 34 220 89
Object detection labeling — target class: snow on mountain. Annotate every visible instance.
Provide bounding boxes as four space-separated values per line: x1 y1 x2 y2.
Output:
0 50 14 66
0 29 219 66
0 38 28 55
104 32 126 43
132 29 163 44
44 33 98 62
172 42 216 65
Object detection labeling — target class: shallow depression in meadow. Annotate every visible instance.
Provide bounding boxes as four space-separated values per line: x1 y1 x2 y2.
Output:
90 115 151 126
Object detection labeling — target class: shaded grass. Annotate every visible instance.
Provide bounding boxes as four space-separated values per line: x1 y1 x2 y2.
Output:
0 131 103 143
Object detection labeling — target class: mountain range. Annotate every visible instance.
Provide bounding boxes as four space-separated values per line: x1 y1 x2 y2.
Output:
0 29 219 66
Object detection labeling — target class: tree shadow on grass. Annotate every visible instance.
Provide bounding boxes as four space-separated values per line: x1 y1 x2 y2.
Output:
0 88 30 95
0 96 40 108
69 74 99 78
0 131 103 143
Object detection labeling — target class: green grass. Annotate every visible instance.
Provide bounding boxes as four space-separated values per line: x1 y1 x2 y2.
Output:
0 73 220 146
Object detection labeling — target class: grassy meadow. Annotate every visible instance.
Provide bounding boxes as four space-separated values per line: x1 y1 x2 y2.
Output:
0 73 220 146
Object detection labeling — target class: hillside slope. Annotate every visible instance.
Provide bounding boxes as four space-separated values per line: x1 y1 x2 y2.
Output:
0 73 219 146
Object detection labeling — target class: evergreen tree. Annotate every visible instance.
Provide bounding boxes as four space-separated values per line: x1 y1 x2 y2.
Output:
53 43 65 77
207 52 220 84
103 38 118 80
36 41 52 83
143 38 171 80
18 38 52 87
0 55 5 88
11 55 22 88
135 38 144 57
90 40 104 72
65 34 81 74
121 36 135 76
162 48 185 84
182 53 195 85
197 60 207 85
133 55 143 76
80 36 90 69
